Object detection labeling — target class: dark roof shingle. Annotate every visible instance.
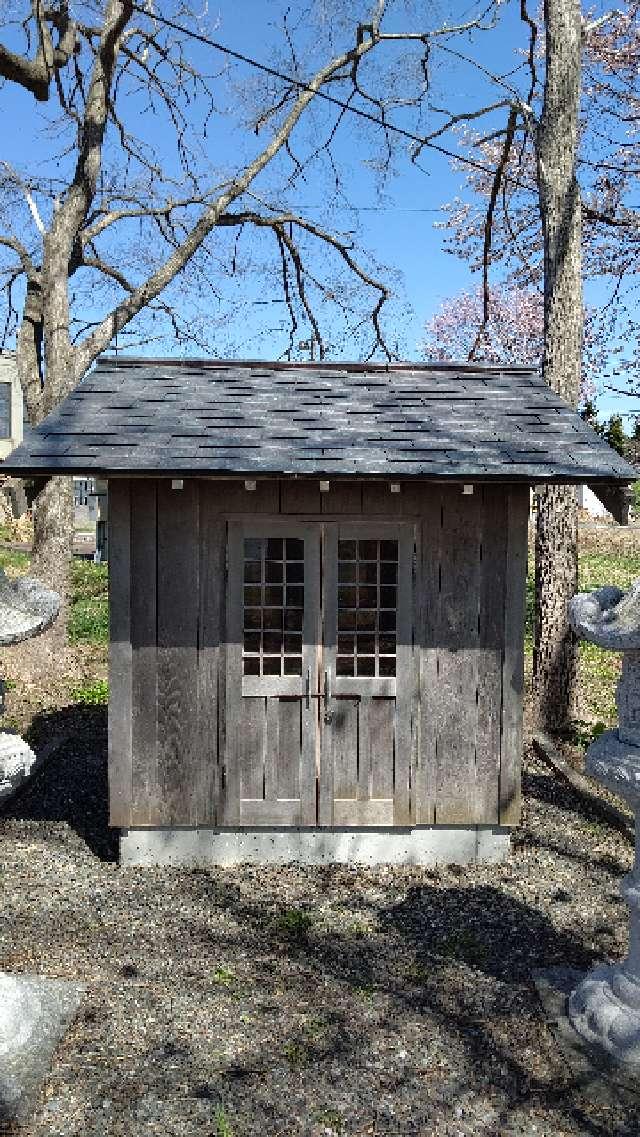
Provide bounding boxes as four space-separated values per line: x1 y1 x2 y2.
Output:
2 357 635 482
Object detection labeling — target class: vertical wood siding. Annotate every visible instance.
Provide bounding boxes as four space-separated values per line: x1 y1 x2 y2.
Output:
130 480 158 824
500 486 530 824
108 479 132 826
108 478 529 828
156 480 200 825
196 495 225 826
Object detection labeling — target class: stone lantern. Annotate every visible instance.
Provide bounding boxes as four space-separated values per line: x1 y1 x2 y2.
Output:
568 580 640 1065
0 567 81 1121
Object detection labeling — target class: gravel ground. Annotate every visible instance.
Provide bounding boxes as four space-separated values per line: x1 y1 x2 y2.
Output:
1 710 639 1137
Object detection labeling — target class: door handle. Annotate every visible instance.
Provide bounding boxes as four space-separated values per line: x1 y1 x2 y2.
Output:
323 669 332 724
305 667 311 710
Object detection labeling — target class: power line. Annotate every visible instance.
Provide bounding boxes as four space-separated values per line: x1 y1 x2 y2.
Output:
275 204 444 213
130 4 494 177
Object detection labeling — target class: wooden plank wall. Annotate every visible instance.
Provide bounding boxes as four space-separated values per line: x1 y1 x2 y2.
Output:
107 480 132 826
109 479 226 827
108 478 529 828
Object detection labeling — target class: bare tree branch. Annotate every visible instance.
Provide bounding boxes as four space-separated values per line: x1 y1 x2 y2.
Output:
469 106 519 359
217 209 392 357
70 18 404 377
0 0 77 100
0 235 38 279
0 160 46 236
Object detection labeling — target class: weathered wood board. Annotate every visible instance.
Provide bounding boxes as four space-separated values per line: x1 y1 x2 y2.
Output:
108 477 529 831
108 479 132 827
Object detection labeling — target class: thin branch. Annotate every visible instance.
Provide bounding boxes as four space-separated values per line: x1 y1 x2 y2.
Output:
582 203 640 228
277 224 325 359
412 99 512 160
0 234 38 278
469 106 519 360
275 230 298 359
519 0 538 107
81 253 134 292
217 208 392 358
0 161 46 235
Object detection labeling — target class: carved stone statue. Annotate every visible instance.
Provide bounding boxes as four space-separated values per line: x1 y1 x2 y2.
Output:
0 568 60 1103
568 582 640 1065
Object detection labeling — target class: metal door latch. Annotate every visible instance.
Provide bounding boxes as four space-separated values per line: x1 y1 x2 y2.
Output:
323 669 332 724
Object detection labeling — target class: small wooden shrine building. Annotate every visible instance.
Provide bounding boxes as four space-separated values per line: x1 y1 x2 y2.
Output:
3 359 635 866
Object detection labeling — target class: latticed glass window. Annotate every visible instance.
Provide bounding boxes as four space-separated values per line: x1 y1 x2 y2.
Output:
242 537 304 676
336 539 398 677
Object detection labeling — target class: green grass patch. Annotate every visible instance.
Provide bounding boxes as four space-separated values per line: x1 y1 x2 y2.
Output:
69 560 109 644
211 967 236 986
214 1105 234 1137
526 548 640 725
0 547 30 574
273 907 313 939
578 551 640 724
578 550 640 593
69 679 109 705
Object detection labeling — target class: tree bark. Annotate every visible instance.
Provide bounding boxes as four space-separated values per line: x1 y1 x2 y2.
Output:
533 0 583 730
8 477 73 680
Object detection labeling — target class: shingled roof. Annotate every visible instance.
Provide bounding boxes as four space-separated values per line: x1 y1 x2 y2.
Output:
2 357 635 482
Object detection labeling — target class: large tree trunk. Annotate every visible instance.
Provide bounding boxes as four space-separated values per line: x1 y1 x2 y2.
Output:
14 258 75 675
532 0 583 731
10 477 74 680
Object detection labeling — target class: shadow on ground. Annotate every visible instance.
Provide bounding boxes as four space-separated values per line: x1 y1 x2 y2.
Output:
0 704 116 862
121 871 639 1135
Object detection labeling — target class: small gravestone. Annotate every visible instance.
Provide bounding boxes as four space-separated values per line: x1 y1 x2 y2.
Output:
0 568 84 1122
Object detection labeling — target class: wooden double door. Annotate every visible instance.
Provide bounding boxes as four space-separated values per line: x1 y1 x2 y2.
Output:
225 519 414 827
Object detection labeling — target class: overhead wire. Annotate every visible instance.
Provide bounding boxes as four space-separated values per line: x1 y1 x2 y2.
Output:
130 3 499 177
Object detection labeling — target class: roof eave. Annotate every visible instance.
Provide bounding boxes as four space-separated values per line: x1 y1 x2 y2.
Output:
1 462 634 485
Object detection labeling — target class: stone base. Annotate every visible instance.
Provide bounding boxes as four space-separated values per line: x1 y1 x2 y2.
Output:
120 825 511 867
0 973 85 1124
533 968 640 1099
569 963 640 1065
583 729 640 801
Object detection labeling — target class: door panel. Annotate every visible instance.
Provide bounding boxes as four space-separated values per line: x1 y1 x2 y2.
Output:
225 518 415 828
320 523 414 827
225 520 319 826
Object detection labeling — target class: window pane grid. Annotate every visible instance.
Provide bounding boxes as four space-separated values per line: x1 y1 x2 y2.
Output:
243 537 304 677
336 538 397 677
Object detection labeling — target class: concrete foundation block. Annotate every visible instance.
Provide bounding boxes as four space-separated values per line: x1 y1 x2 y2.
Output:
120 825 511 868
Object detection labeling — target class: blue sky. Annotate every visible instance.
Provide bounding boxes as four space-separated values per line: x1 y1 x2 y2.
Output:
1 0 637 424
